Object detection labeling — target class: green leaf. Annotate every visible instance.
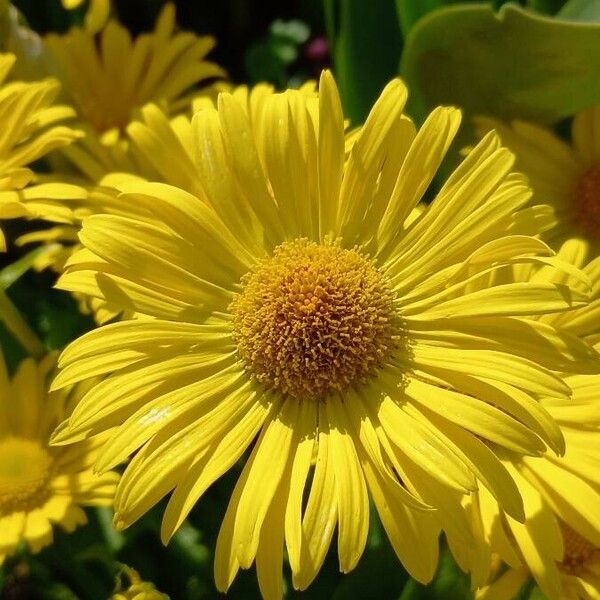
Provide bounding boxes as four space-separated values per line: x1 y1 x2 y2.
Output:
558 0 600 21
527 0 569 14
395 0 487 36
396 0 448 36
401 3 600 127
325 0 402 124
398 548 472 600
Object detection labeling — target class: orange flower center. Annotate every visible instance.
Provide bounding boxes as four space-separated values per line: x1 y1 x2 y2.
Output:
231 239 399 401
573 164 600 239
560 522 598 575
0 436 53 515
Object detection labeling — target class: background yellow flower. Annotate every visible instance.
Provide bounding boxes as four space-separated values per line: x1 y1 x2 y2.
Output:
0 351 119 563
45 3 226 183
476 107 600 258
0 53 82 252
449 240 600 600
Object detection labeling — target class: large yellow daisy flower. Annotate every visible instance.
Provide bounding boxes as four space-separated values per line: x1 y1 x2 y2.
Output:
448 240 600 600
0 351 118 564
476 106 600 257
45 3 226 182
51 72 599 598
0 53 82 251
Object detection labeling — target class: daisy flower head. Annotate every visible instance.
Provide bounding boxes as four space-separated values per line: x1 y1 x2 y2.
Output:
44 3 226 182
0 350 118 564
476 106 600 256
449 240 600 600
51 71 599 599
0 53 82 251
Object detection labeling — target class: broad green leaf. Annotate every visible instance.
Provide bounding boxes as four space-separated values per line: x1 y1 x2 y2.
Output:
395 0 485 36
527 0 569 14
325 0 402 124
401 3 600 126
396 0 450 36
558 0 600 21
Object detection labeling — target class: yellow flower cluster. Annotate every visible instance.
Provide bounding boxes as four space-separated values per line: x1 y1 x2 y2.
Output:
0 2 598 599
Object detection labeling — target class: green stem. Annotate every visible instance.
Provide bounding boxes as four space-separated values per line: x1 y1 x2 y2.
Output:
0 287 44 358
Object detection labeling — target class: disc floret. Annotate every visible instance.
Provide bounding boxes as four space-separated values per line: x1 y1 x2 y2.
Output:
231 239 399 401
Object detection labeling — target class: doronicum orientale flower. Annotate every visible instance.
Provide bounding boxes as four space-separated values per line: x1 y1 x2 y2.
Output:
0 351 118 563
44 2 226 182
50 71 599 599
476 106 600 257
449 240 600 600
0 53 82 252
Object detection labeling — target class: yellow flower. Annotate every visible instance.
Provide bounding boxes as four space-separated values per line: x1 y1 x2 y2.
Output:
51 72 598 599
45 2 226 182
449 240 600 600
111 566 169 600
61 0 110 33
475 106 600 256
0 351 119 563
0 53 82 251
17 84 314 323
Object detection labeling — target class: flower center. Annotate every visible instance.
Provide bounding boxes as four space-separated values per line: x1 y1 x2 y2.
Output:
573 164 600 239
231 239 399 401
0 437 53 515
560 522 598 575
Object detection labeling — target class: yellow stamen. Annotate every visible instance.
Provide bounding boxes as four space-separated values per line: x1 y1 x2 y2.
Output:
573 164 600 239
231 239 399 401
0 437 53 514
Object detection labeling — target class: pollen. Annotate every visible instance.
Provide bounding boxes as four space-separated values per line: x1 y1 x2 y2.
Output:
560 521 598 575
573 164 600 239
0 437 53 514
231 239 399 401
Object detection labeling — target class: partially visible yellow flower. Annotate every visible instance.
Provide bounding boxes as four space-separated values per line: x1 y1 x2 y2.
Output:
449 240 600 600
51 72 599 598
111 566 169 600
476 106 600 256
0 351 119 563
474 396 600 600
61 0 110 34
0 53 82 251
45 3 226 183
16 83 315 322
